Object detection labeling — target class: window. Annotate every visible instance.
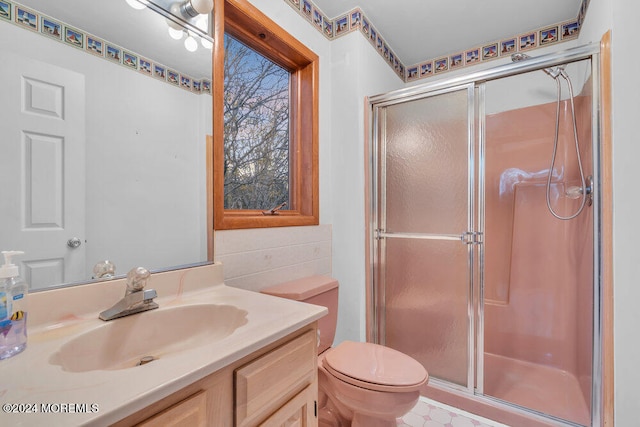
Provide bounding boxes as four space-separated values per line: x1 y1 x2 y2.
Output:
223 34 290 210
213 0 319 229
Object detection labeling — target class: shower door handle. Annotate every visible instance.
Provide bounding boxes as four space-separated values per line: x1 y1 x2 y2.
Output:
377 230 482 244
377 231 460 241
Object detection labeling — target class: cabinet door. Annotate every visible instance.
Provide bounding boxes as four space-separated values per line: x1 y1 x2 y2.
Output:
137 391 207 427
259 385 316 427
236 330 316 426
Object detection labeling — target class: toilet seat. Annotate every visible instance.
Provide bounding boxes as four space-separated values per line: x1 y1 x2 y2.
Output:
322 341 428 393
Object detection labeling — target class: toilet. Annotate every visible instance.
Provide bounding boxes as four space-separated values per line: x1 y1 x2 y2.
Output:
261 276 428 426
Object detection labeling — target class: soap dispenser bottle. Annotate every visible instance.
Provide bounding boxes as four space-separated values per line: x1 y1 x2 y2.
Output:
0 251 28 360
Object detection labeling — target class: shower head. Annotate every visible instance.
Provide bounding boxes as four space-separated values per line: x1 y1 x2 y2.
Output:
510 53 566 79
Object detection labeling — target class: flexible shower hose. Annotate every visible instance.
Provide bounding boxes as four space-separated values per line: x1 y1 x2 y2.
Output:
545 72 589 220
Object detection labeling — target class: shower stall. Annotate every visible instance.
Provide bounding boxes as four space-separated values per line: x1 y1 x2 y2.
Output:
368 44 601 426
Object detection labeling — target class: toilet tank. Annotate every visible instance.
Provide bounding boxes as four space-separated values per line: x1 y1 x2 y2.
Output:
261 276 338 354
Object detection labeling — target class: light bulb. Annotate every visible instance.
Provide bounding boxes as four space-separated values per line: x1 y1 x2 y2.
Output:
125 0 147 10
201 37 213 49
189 0 213 14
166 7 183 32
168 27 184 40
184 35 198 52
194 16 208 32
169 2 183 20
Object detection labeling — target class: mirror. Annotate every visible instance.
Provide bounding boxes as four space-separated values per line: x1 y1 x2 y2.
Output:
0 0 213 290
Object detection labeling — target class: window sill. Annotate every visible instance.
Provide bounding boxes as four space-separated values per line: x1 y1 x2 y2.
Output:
214 210 319 230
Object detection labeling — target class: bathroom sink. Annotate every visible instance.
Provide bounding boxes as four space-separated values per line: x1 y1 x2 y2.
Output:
50 304 248 372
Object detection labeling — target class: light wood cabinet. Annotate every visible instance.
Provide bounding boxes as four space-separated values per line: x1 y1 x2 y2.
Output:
113 324 318 427
259 384 316 427
236 330 316 426
137 391 207 427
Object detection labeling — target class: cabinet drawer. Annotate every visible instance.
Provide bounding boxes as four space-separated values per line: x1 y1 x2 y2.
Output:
235 330 316 426
137 390 206 427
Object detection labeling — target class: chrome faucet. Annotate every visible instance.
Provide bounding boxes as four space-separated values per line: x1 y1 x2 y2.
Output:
99 267 159 321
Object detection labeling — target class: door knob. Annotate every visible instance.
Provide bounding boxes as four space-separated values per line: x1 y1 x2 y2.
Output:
67 237 82 248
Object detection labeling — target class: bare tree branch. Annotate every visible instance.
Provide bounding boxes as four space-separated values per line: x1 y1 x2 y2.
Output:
223 34 290 210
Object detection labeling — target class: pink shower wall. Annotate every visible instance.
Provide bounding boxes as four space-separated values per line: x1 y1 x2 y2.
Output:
484 95 593 401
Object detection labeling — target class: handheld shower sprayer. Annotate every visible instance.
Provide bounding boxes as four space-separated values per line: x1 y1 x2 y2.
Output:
510 53 590 220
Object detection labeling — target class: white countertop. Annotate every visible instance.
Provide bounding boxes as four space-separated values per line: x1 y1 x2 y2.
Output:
0 264 327 426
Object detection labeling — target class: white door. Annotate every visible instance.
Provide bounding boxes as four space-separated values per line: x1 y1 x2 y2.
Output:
0 51 86 290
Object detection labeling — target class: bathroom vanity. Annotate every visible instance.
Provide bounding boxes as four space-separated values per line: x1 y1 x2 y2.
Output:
0 263 326 426
115 327 318 426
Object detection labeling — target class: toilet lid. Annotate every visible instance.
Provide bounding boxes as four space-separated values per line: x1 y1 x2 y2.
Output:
323 341 428 389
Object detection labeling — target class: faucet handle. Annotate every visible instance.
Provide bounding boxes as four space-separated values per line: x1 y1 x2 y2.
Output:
93 260 116 279
143 289 158 303
126 267 151 294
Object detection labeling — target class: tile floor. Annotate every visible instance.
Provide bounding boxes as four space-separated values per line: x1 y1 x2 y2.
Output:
397 398 509 427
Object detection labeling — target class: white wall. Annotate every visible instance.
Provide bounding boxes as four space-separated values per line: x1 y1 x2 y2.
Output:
330 32 403 343
609 4 640 422
579 0 640 424
0 22 209 282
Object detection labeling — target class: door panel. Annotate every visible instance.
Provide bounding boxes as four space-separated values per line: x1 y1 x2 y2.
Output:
0 52 86 289
376 85 474 389
383 89 470 235
24 132 64 227
383 238 470 386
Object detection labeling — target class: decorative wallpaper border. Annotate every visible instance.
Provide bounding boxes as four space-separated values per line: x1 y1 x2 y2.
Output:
284 0 591 83
284 0 406 79
0 0 212 95
1 0 591 88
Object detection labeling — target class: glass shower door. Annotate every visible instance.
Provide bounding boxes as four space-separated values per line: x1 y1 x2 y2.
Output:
374 85 476 389
479 61 594 426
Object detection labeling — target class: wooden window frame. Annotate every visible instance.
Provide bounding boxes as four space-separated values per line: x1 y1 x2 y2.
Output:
213 0 319 230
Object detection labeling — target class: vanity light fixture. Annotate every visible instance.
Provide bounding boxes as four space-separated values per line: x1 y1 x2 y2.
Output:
164 0 213 49
168 28 212 52
179 0 214 17
168 0 213 22
127 0 213 52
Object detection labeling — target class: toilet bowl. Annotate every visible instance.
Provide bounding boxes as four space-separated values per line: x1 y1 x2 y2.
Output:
261 276 429 426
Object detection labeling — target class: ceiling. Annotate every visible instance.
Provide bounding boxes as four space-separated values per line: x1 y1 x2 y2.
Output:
312 0 583 65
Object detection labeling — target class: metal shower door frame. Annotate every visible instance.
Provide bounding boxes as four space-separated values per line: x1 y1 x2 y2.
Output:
368 43 602 426
371 82 478 393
